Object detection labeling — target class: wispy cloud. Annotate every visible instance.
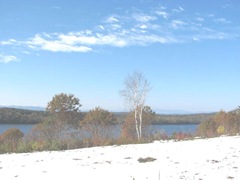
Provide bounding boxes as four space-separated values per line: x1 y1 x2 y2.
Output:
172 6 184 13
0 4 238 57
222 4 232 9
171 20 187 29
25 29 177 51
156 10 169 19
27 34 92 52
0 39 18 45
133 14 157 23
215 18 231 24
106 15 119 23
0 54 18 63
195 17 204 22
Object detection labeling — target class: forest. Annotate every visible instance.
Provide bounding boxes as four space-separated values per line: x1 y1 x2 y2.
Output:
0 108 47 124
0 107 215 125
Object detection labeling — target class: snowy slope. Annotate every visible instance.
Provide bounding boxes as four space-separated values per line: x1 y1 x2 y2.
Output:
0 136 240 180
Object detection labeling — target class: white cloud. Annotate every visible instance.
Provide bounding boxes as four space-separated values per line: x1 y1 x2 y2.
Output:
192 31 231 41
44 43 92 52
27 34 92 52
25 26 179 52
222 4 232 9
156 10 169 19
133 14 157 23
171 20 187 29
98 25 105 30
139 24 148 29
208 14 215 17
179 6 184 11
22 51 30 55
215 18 231 24
128 34 177 45
0 4 238 56
85 30 92 35
173 6 184 12
193 37 200 41
106 16 119 23
110 24 122 30
196 17 204 22
0 39 17 45
0 54 18 63
28 33 128 49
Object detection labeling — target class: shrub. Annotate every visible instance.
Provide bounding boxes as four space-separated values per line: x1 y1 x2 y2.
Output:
150 131 169 141
197 109 240 137
171 132 193 140
0 128 24 153
80 107 117 146
16 141 32 153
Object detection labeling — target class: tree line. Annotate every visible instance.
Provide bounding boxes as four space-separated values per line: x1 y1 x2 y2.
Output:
0 108 214 125
0 108 47 124
153 113 216 124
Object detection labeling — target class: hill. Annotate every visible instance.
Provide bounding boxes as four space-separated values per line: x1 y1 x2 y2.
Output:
0 105 45 111
0 108 47 124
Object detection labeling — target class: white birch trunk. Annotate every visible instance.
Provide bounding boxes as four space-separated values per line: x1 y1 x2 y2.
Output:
134 108 140 140
139 106 143 139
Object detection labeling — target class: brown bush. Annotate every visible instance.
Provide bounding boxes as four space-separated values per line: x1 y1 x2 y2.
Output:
120 106 155 143
0 128 24 152
197 110 240 137
80 107 117 146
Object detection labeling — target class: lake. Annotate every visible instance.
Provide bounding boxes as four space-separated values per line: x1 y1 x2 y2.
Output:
0 124 198 136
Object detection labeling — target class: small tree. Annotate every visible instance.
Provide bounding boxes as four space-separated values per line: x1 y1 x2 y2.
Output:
26 93 83 150
46 93 82 126
80 107 117 146
0 128 24 152
120 72 151 140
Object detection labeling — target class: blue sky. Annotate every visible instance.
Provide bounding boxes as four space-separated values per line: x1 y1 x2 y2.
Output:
1 0 240 113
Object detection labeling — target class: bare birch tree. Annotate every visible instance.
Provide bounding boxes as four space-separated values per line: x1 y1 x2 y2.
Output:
120 72 151 140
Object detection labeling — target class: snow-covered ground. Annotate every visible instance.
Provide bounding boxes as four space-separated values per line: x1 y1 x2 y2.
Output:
0 136 240 180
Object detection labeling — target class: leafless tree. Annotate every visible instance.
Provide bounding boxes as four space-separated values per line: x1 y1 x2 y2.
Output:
120 72 151 140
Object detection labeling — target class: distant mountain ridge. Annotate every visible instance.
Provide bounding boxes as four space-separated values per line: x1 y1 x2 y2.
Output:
153 108 214 115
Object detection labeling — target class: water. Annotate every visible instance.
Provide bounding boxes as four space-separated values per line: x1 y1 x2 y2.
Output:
150 124 198 136
0 124 198 136
0 124 35 134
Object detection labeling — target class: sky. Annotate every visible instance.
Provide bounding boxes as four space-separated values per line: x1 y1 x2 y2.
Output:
0 0 240 113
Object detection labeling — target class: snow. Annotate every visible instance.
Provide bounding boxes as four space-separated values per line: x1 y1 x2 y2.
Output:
0 136 240 180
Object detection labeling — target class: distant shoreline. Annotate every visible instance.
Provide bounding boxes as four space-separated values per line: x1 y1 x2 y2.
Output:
0 107 214 124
